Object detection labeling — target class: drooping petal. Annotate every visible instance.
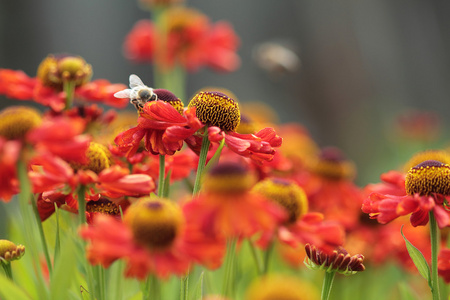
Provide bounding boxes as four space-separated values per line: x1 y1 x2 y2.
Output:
76 79 129 108
27 116 91 164
97 165 155 197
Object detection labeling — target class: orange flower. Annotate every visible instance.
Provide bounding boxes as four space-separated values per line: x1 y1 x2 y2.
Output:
80 198 223 279
182 162 286 239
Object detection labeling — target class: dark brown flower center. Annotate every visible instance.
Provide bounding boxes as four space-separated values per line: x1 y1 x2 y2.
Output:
86 198 120 215
405 160 450 196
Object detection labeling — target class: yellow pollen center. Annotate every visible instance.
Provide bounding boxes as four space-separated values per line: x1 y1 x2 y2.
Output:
0 240 25 262
37 54 92 88
0 106 42 140
405 160 450 196
124 198 184 250
72 142 112 174
188 91 240 132
252 178 308 223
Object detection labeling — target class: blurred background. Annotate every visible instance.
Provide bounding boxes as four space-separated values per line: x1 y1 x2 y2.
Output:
1 0 450 186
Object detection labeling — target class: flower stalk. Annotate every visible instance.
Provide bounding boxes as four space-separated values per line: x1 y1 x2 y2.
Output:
1 260 12 280
321 271 336 300
192 129 210 196
63 80 76 110
31 196 53 275
429 211 441 300
158 154 166 197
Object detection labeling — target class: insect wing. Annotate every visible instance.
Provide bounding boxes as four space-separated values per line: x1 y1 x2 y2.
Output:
114 89 132 98
129 74 145 89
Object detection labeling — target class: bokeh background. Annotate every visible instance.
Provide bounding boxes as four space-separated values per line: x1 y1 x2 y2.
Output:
1 0 450 185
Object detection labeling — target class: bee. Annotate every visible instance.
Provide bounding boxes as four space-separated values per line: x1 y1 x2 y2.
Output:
114 74 158 111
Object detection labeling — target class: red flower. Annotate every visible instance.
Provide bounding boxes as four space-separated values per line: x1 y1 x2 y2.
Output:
123 20 156 63
114 100 202 157
0 69 36 100
29 153 155 221
132 150 196 183
362 160 450 228
80 198 223 279
182 162 286 240
251 178 345 252
75 79 128 108
166 91 283 164
122 7 240 73
95 165 156 198
27 116 91 164
296 147 364 230
203 21 240 72
29 153 76 194
439 248 450 283
0 68 128 111
0 138 21 201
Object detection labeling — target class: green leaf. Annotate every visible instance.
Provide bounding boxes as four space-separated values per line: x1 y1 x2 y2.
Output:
49 237 77 300
191 271 204 300
400 225 432 288
0 273 32 300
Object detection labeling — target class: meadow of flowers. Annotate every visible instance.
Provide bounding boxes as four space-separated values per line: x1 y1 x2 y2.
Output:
1 1 450 300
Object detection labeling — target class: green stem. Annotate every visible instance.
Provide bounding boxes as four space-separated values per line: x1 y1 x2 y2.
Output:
158 154 165 197
222 239 237 298
192 129 210 196
262 241 275 275
247 240 263 275
53 203 61 262
144 275 161 300
78 185 87 225
30 196 53 275
77 185 96 300
429 211 441 300
63 80 76 110
204 138 225 172
1 261 12 280
321 271 336 300
180 273 189 300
